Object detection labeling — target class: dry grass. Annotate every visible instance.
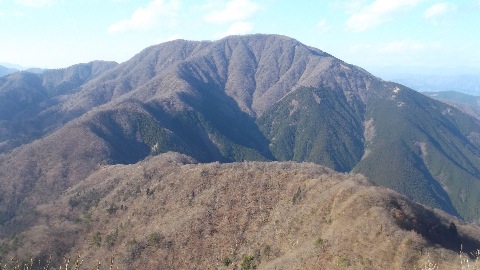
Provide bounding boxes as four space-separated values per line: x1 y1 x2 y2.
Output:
0 254 117 270
2 153 480 269
419 247 480 270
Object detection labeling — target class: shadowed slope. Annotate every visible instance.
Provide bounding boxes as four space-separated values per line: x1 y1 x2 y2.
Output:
0 61 117 153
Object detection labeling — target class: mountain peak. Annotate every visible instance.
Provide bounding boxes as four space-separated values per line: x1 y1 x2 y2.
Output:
0 34 480 226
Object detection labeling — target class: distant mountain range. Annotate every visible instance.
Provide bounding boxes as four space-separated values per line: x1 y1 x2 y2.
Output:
0 65 17 77
0 62 25 70
1 34 480 256
387 73 480 95
424 91 480 120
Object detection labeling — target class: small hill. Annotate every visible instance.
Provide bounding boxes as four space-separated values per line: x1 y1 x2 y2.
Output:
0 65 17 77
1 153 479 269
0 61 117 153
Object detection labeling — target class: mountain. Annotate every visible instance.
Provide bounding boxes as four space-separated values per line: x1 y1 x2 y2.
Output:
2 152 480 269
25 67 46 74
423 91 480 120
424 91 480 108
0 60 118 152
0 34 480 231
0 62 24 70
0 65 17 77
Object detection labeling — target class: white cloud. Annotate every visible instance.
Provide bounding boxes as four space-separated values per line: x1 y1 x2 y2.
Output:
204 0 260 24
108 0 180 33
332 0 369 14
316 19 331 34
15 0 53 7
346 40 442 68
216 21 254 38
350 39 434 54
423 3 457 23
346 0 424 32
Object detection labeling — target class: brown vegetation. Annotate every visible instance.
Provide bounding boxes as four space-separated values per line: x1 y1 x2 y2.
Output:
2 34 480 225
2 152 479 269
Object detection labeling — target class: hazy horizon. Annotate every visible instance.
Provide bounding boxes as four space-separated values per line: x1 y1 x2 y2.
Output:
1 0 480 74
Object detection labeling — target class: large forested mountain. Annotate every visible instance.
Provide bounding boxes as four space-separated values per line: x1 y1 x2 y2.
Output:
0 34 480 231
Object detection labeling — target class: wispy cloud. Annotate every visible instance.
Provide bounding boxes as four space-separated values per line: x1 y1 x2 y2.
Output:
332 0 369 14
108 0 180 33
15 0 54 8
204 0 260 24
423 2 457 24
215 21 254 38
347 39 441 67
316 19 331 34
346 0 424 32
350 39 434 54
379 39 427 53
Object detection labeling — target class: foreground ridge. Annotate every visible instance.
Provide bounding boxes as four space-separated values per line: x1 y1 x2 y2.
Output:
1 153 479 269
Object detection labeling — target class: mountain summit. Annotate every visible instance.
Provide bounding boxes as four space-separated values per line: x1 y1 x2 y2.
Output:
1 34 480 225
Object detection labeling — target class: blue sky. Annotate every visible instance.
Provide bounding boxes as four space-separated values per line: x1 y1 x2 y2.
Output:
1 0 479 75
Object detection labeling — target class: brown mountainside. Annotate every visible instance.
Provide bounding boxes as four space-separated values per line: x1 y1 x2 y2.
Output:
58 35 371 117
0 34 480 263
0 60 117 152
3 152 480 269
0 34 375 220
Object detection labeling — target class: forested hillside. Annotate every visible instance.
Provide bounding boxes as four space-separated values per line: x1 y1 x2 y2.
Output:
1 34 479 228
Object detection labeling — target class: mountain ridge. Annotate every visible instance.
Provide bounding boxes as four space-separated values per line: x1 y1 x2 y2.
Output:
2 152 480 269
0 65 17 77
0 60 118 152
423 91 480 120
0 34 479 226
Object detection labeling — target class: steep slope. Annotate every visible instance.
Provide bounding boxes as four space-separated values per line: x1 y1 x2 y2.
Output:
2 153 480 269
354 83 480 218
257 86 364 172
0 34 480 223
